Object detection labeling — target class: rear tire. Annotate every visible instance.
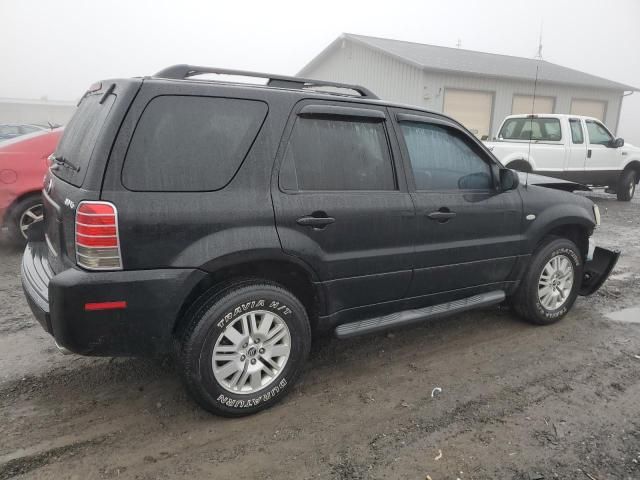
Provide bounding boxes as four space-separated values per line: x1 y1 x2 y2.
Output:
616 169 636 201
513 237 583 325
177 280 311 416
6 195 43 245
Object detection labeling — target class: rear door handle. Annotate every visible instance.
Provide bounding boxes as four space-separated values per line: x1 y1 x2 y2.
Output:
427 210 456 222
296 215 335 229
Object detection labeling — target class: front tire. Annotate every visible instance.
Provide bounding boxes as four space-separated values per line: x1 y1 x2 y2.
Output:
177 280 311 416
513 238 583 325
617 169 636 201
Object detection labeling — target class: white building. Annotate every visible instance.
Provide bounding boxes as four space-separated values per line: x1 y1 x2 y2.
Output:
0 97 76 126
299 34 637 138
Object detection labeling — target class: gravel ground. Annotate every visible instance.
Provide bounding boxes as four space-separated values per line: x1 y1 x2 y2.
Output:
0 191 639 480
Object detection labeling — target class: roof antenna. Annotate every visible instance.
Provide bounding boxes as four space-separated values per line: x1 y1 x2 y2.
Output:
526 64 541 189
456 38 462 48
524 20 544 189
535 21 544 60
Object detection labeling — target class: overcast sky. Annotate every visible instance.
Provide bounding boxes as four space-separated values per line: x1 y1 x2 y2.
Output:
2 0 639 142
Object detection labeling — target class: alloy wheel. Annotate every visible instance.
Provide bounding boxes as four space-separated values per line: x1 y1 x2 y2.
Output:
212 310 291 395
538 254 574 310
19 204 44 239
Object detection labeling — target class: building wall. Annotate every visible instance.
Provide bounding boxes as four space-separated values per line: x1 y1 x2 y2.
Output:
0 100 76 126
421 71 623 137
301 39 624 136
300 39 424 106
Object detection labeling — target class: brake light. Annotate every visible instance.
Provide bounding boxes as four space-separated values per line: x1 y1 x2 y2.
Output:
75 201 122 270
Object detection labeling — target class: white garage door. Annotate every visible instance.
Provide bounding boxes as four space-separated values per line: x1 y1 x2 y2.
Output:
570 99 607 121
443 89 493 138
512 95 555 115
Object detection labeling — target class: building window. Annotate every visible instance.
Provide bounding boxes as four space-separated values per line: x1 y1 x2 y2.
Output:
570 99 607 122
512 95 555 115
442 89 494 139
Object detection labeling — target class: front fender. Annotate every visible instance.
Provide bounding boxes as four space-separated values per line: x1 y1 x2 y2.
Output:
520 186 595 253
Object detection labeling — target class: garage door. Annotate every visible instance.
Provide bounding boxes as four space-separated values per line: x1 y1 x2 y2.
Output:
570 99 607 121
512 95 555 115
443 89 493 138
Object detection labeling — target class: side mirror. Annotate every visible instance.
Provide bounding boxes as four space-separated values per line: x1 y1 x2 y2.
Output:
610 137 624 148
500 168 520 191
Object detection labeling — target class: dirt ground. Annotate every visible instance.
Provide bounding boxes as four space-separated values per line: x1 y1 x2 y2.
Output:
1 191 639 480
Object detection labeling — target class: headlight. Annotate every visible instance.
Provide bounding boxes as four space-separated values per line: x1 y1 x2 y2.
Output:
593 204 601 226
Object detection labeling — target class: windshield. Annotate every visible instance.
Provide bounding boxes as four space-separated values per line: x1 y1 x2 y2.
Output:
498 117 562 142
52 93 115 186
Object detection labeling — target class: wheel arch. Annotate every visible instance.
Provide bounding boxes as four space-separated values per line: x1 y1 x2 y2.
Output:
622 160 640 183
504 155 534 172
2 190 42 225
173 252 326 338
538 223 590 262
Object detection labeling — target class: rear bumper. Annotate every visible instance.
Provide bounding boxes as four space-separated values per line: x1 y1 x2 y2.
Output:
579 246 620 296
21 242 207 356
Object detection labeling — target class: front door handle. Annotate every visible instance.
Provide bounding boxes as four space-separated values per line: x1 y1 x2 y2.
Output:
427 209 456 223
296 214 335 229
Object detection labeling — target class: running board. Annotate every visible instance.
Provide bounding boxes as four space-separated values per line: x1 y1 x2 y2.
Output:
335 290 506 339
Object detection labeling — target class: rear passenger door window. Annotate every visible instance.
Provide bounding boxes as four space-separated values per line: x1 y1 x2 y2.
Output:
122 96 267 191
273 102 415 313
279 113 396 191
569 119 584 144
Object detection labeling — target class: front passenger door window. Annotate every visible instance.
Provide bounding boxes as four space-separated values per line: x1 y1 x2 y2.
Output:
585 119 618 170
399 121 492 191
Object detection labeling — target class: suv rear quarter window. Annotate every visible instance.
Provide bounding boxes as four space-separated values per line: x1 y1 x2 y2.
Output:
122 96 268 191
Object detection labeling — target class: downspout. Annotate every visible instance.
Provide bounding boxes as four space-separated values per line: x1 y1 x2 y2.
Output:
616 90 634 135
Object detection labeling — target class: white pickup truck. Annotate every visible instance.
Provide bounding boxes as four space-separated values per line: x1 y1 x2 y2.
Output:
484 114 640 201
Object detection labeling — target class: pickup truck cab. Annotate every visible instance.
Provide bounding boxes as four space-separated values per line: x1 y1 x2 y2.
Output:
485 114 640 201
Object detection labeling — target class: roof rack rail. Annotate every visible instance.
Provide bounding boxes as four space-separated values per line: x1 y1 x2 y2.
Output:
153 64 378 99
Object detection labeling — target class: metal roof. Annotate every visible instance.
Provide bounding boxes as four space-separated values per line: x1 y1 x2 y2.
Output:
301 34 638 92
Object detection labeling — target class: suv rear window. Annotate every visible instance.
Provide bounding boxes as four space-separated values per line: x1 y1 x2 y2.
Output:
53 94 113 186
122 96 267 192
498 117 562 141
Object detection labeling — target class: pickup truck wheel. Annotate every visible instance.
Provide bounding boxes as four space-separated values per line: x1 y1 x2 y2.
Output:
513 237 583 325
616 170 636 201
177 280 311 417
6 195 43 245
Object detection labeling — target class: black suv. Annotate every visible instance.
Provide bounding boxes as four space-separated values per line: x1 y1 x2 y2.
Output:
21 65 619 416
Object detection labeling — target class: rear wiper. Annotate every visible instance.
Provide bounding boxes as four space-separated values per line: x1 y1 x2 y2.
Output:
49 154 80 172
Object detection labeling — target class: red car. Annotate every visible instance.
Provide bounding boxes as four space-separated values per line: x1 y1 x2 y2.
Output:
0 128 63 243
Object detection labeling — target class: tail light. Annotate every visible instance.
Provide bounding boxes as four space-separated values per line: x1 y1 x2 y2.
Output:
75 201 122 270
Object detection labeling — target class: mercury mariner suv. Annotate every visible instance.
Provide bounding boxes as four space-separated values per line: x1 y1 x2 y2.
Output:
21 65 619 416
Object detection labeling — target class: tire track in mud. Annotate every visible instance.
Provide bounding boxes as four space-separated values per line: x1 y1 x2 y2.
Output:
351 352 640 475
6 351 638 479
0 435 111 480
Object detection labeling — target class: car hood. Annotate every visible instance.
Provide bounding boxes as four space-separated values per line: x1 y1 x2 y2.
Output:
517 172 591 192
621 142 640 155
